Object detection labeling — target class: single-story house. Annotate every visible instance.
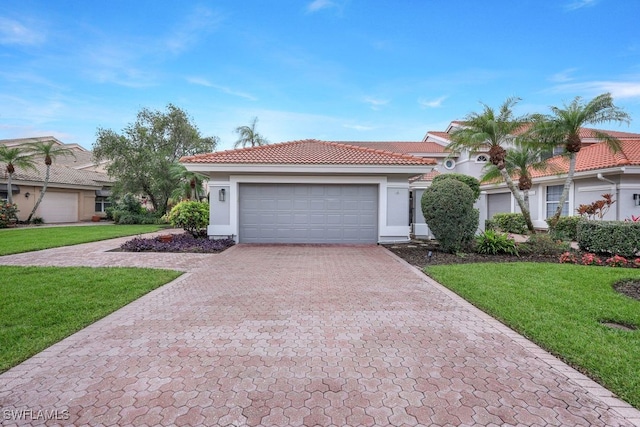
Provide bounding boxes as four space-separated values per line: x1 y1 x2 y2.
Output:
0 137 113 223
181 139 435 244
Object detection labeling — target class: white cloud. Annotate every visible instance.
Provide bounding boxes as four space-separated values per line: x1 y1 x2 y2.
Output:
307 0 336 13
549 68 578 83
186 77 257 101
0 17 45 45
418 96 447 108
363 97 389 110
164 6 224 54
565 0 599 11
549 80 640 99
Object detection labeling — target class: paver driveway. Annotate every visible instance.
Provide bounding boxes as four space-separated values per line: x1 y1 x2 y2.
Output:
1 239 639 426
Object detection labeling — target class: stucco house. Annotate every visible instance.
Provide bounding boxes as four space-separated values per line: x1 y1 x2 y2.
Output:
0 137 113 223
181 139 435 244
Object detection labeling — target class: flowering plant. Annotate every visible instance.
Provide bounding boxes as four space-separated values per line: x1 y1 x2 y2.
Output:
581 253 602 266
0 201 18 228
605 255 628 267
559 251 577 264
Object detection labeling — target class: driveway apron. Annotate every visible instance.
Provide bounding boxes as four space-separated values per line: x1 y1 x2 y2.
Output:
0 242 639 426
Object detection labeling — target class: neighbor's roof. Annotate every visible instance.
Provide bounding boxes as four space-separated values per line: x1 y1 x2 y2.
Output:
409 170 441 184
337 140 448 155
0 161 112 188
181 139 436 165
531 139 640 178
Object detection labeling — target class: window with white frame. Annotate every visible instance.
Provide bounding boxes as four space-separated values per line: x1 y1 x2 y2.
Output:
475 154 488 163
545 185 569 218
95 196 111 213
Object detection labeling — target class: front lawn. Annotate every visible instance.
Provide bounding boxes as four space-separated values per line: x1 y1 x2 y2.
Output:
426 263 640 409
0 266 181 372
0 225 165 255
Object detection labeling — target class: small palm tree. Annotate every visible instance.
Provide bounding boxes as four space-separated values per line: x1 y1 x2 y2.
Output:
234 117 269 148
169 163 208 201
25 140 76 223
528 93 631 225
482 142 551 233
0 145 37 204
448 97 535 230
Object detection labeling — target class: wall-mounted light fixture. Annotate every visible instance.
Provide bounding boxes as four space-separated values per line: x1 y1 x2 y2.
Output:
219 188 226 202
633 194 640 206
24 192 30 199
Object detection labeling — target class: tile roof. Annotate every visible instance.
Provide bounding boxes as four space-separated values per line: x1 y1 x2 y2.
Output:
531 139 640 178
181 139 436 165
425 131 452 142
0 161 112 187
409 170 441 183
338 140 448 154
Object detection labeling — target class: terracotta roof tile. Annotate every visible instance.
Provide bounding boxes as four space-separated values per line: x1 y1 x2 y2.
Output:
181 139 436 165
425 131 452 142
339 140 448 154
409 170 441 183
531 139 640 178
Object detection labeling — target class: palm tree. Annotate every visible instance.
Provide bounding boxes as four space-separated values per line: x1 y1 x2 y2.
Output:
481 142 551 233
528 93 631 226
0 145 37 204
169 163 208 201
234 117 269 148
24 140 76 223
447 97 536 231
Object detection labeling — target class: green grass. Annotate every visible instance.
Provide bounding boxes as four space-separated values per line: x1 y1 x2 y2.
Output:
426 263 640 409
0 266 182 372
0 225 166 255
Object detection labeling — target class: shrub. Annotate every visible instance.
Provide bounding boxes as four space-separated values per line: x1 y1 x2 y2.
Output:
117 213 162 225
605 255 628 267
421 179 478 253
547 216 581 241
475 230 518 255
116 193 145 215
484 219 497 231
492 213 527 235
121 233 234 253
559 251 577 264
432 173 481 200
0 202 19 228
167 201 209 236
519 234 570 256
577 220 640 257
581 253 602 266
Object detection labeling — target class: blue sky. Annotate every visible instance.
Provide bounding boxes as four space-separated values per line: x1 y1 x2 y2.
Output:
1 0 639 151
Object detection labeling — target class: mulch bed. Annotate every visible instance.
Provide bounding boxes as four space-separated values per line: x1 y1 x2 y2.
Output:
385 242 640 302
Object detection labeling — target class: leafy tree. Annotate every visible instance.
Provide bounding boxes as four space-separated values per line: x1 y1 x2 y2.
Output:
24 140 76 223
481 141 550 233
527 93 631 226
447 97 537 233
93 104 218 214
421 178 478 253
234 117 269 148
0 146 36 204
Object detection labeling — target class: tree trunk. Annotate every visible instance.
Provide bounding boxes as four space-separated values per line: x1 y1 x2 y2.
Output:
27 166 50 223
499 168 536 234
551 152 577 226
6 173 13 204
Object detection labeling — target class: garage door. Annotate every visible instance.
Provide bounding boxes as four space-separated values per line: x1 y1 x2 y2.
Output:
239 184 378 243
38 192 79 223
487 192 511 218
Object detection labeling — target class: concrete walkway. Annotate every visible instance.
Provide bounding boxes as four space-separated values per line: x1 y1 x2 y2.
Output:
0 238 638 426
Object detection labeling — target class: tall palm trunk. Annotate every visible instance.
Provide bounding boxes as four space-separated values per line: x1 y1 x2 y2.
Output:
26 165 50 223
499 168 536 233
6 170 14 204
550 153 577 227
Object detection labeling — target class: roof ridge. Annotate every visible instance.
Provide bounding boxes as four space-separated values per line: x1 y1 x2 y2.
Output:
325 140 431 162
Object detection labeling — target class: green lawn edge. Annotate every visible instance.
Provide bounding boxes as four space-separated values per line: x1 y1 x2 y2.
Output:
0 224 166 255
0 265 182 373
425 262 640 409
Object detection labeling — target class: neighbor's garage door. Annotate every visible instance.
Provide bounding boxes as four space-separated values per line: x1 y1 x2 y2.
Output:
38 192 78 223
239 184 378 244
487 192 511 219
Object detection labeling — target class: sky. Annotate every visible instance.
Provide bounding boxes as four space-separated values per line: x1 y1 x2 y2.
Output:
1 0 640 151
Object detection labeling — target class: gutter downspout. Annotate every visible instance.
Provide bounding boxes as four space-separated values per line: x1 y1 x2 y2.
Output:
597 173 619 220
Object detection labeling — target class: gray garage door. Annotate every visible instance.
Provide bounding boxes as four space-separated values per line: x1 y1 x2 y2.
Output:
487 192 511 218
239 184 378 243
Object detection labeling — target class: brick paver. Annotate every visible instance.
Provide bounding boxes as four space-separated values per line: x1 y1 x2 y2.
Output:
0 238 639 426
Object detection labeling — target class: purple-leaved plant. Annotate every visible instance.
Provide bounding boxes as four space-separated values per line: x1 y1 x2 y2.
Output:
121 233 235 253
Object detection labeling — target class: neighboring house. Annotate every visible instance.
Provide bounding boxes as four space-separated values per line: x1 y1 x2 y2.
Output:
0 137 113 223
181 139 435 244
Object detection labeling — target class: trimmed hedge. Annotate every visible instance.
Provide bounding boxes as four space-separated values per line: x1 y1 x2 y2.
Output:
547 215 581 241
577 220 640 257
167 201 209 236
421 178 479 253
492 213 527 235
432 173 481 200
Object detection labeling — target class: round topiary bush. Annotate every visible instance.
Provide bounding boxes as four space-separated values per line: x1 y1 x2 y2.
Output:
432 173 481 201
421 178 479 253
167 200 209 236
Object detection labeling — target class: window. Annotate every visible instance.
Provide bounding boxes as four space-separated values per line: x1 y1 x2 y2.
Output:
95 197 111 213
546 185 569 218
475 154 488 163
443 159 456 170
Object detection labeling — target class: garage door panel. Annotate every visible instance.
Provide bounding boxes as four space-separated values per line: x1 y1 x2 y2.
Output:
239 184 378 243
39 192 78 223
